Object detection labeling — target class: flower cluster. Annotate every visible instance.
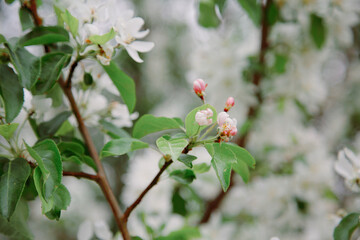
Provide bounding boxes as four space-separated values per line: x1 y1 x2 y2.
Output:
217 112 237 142
335 148 360 192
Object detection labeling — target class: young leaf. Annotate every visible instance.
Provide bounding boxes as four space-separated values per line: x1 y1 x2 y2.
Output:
100 120 131 139
89 28 116 45
0 158 31 220
0 64 24 123
205 143 237 192
19 7 35 31
223 143 255 168
334 213 360 240
237 0 261 26
170 169 196 184
53 5 64 26
61 10 79 37
101 138 149 158
133 114 183 139
178 154 197 168
45 184 71 220
25 140 62 201
32 168 54 214
5 43 41 90
185 104 217 137
310 13 327 49
198 0 221 28
38 111 72 138
33 53 70 94
58 141 85 157
102 61 136 112
193 163 211 174
172 188 187 216
0 123 19 141
19 26 69 46
156 137 188 161
0 200 33 240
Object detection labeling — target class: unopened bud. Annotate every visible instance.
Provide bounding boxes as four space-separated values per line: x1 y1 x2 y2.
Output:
193 79 207 100
195 108 213 126
224 97 235 112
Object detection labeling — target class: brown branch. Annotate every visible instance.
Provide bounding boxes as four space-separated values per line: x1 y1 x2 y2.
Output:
66 60 79 88
199 0 272 224
63 171 99 182
122 160 173 222
27 0 43 26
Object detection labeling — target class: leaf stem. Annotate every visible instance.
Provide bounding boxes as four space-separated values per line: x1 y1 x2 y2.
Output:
63 171 99 182
198 123 216 141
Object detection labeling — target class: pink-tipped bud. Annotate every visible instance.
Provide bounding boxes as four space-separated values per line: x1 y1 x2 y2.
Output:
193 79 207 100
224 97 235 112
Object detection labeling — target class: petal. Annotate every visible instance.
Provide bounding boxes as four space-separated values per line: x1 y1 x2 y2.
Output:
129 41 154 52
344 148 360 168
125 46 143 63
335 154 354 179
77 221 94 240
133 29 150 39
126 17 145 36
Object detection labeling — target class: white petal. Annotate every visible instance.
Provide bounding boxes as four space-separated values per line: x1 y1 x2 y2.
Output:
344 148 360 168
77 220 93 240
115 36 125 45
94 221 112 240
121 10 134 21
133 29 149 39
335 156 354 179
129 41 154 52
125 47 143 63
126 17 145 36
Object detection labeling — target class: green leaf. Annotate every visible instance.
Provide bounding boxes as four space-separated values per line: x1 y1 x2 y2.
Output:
45 184 71 220
82 156 97 172
33 53 70 94
185 104 217 137
33 167 53 213
155 226 201 240
272 54 288 74
89 28 116 45
133 114 183 139
266 1 279 26
53 5 64 26
224 143 255 168
193 163 211 173
170 169 196 184
19 7 35 31
19 26 69 46
101 138 149 158
38 111 72 138
58 141 84 157
0 158 31 220
25 140 62 201
237 0 261 26
61 10 79 37
310 13 326 49
205 143 237 192
83 72 94 85
5 0 16 4
178 154 197 168
232 160 250 183
334 213 360 240
172 188 187 216
0 200 33 240
0 123 19 141
100 120 131 139
0 65 24 123
102 61 136 112
0 34 6 44
156 137 188 161
5 43 41 90
198 0 221 28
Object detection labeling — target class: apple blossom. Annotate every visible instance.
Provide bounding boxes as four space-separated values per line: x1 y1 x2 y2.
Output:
195 108 213 126
193 79 207 100
224 97 235 112
217 112 238 142
335 148 360 192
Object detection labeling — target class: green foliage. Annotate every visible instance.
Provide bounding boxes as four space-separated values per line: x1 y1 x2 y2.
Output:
44 184 71 220
57 141 96 170
89 28 116 45
178 154 197 168
156 136 188 161
19 7 35 31
61 10 79 38
53 5 64 26
170 169 196 184
193 163 211 173
266 1 279 26
0 200 33 240
0 158 31 220
5 0 16 4
185 104 217 137
205 143 255 191
25 140 62 201
5 43 41 90
237 0 261 26
102 61 136 112
0 123 19 141
310 13 327 49
101 138 149 158
334 213 360 240
0 64 24 123
100 120 131 139
133 114 183 139
155 226 201 240
198 0 221 28
38 111 72 138
33 53 70 94
172 188 187 216
272 54 288 74
83 72 94 85
19 26 69 46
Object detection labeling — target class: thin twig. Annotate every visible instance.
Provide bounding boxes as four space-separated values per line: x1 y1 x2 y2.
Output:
63 171 99 182
66 60 79 88
122 160 173 222
199 0 272 224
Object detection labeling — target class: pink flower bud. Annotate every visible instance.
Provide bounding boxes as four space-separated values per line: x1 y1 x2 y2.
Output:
193 79 207 100
195 108 213 126
224 97 235 112
217 111 238 142
217 112 229 126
